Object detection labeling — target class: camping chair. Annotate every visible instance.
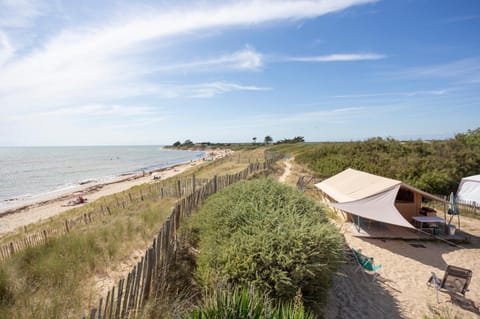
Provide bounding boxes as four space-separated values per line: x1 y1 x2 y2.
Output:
351 248 382 281
427 265 473 303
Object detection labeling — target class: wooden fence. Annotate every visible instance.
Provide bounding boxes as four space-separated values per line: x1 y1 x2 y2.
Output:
81 157 280 319
456 199 480 217
0 176 211 261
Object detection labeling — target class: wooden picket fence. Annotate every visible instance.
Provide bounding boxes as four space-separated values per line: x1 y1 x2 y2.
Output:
81 156 281 319
0 176 211 261
456 199 480 217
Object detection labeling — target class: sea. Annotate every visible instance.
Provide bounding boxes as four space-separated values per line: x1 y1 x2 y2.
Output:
0 146 205 212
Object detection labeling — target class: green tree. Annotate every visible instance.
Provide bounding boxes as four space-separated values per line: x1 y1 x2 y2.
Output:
172 141 181 147
264 135 273 145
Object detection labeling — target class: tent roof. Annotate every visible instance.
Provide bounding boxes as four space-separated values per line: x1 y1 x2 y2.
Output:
314 168 447 229
315 168 400 202
315 168 446 203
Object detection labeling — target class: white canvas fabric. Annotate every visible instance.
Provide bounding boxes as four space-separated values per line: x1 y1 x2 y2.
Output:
330 185 415 229
314 168 445 229
457 175 480 204
315 168 400 202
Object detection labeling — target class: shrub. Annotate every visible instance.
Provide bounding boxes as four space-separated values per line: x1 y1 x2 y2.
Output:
189 179 344 306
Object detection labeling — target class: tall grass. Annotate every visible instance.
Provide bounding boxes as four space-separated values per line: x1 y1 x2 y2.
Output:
186 286 314 319
0 199 174 318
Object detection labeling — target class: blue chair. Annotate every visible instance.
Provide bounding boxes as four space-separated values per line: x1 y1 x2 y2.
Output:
351 248 382 281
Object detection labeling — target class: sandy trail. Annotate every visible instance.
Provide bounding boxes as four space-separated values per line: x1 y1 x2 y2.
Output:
279 157 293 183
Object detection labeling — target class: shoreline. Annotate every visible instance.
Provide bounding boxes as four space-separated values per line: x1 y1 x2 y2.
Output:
0 149 231 237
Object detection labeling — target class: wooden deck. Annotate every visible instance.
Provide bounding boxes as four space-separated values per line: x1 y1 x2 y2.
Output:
349 221 469 242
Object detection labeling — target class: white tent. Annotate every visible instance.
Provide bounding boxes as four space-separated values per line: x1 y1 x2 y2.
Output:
457 175 480 204
315 168 446 229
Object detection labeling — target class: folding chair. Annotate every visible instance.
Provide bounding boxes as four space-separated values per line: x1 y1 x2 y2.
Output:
427 265 473 303
351 248 382 281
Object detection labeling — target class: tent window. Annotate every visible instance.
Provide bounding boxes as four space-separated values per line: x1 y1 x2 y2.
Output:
396 188 414 203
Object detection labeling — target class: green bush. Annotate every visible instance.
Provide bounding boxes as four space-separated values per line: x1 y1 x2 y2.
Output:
189 179 344 306
270 128 480 195
185 286 314 319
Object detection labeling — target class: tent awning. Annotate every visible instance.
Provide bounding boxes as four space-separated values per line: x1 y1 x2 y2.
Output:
315 168 446 229
329 185 415 229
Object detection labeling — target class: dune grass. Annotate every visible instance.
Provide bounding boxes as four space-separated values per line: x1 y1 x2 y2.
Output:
185 286 314 319
0 197 175 319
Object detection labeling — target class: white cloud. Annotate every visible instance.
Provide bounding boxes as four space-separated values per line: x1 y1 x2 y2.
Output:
0 0 41 28
397 58 480 83
0 0 380 145
153 46 263 73
0 0 377 113
331 89 448 99
286 53 385 62
0 31 13 66
186 81 270 98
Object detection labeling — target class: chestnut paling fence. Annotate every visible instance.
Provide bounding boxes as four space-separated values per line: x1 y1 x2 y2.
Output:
82 154 282 319
0 176 211 261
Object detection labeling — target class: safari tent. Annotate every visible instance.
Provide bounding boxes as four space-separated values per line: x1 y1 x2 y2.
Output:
456 174 480 205
315 168 447 229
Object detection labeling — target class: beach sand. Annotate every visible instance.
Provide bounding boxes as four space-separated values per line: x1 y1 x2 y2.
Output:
0 149 231 237
326 216 480 319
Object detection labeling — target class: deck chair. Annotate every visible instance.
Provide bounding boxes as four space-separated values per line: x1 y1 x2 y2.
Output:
427 265 473 303
351 248 382 281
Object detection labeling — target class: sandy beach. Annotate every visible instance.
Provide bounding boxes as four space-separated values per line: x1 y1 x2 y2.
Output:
325 215 480 319
0 149 232 237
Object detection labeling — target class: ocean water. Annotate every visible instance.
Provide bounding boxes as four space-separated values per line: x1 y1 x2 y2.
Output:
0 146 204 211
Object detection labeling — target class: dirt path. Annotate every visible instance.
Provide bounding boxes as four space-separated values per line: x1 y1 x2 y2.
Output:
279 157 293 183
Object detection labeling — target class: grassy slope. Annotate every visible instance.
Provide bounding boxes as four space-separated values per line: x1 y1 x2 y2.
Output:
0 197 175 318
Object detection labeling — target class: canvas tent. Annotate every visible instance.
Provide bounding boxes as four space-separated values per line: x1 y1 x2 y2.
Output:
315 168 447 229
457 175 480 204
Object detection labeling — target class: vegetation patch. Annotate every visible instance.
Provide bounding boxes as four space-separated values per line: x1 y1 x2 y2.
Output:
271 128 480 195
186 286 314 319
186 178 344 314
0 198 174 319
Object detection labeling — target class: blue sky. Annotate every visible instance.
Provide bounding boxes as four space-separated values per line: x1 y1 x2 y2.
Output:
0 0 479 146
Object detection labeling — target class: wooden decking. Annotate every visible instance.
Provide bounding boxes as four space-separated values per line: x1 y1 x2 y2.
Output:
349 221 469 242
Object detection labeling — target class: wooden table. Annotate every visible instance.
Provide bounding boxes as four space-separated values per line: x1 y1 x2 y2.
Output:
412 216 445 229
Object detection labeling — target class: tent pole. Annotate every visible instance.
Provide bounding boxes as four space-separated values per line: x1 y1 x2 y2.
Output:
443 199 447 233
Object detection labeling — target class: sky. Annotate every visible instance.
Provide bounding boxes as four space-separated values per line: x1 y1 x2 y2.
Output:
0 0 479 146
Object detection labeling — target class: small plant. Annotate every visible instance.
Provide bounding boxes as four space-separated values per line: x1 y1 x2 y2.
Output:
423 305 463 319
185 286 314 319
